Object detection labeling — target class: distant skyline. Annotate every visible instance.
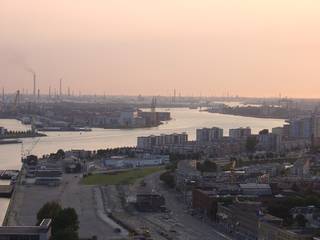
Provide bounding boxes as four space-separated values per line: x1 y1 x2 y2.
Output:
1 0 320 98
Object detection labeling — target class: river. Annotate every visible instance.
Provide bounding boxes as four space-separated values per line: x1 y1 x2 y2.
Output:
0 108 285 224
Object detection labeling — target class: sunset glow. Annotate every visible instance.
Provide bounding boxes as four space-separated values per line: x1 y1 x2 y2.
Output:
1 0 320 97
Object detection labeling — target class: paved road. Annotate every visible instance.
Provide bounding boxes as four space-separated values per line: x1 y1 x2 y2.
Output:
143 172 232 240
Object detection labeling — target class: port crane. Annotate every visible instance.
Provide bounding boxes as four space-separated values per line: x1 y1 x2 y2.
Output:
9 90 20 113
150 96 157 125
21 137 40 159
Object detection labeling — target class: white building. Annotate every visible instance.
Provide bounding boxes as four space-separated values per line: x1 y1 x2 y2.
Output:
103 154 169 169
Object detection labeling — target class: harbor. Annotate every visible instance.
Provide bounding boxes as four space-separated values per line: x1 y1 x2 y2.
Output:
0 108 285 227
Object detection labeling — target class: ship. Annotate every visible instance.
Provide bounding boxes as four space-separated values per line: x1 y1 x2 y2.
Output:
0 139 22 145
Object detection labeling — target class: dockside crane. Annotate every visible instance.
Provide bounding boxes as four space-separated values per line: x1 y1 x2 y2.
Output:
150 96 157 126
21 137 40 159
11 90 20 113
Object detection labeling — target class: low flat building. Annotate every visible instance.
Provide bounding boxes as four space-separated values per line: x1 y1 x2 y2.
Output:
258 217 316 240
240 183 272 196
217 201 262 240
0 219 51 240
135 192 165 212
34 168 62 186
103 154 169 169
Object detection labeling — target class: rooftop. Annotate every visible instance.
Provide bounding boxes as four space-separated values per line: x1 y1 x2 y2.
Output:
239 183 271 189
0 219 51 235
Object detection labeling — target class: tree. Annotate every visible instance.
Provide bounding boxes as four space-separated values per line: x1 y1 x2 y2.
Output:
53 208 79 234
37 202 79 240
259 129 269 135
37 201 62 225
160 171 175 188
56 149 65 159
52 228 79 240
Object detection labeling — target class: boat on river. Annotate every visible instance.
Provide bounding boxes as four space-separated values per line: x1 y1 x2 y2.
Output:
0 139 22 145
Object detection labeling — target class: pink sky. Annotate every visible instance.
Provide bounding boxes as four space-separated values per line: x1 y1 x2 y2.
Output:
1 0 320 97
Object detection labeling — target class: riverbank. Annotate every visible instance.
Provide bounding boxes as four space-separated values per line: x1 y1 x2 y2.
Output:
0 109 286 225
0 131 46 139
206 106 291 119
0 139 22 145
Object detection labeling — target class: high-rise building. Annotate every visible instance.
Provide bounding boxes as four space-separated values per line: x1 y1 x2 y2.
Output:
312 114 320 138
311 114 320 148
288 117 312 139
137 132 188 149
196 127 223 143
229 127 251 139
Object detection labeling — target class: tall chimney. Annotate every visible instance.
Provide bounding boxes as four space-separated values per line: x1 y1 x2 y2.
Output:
33 73 36 100
59 78 62 97
2 88 4 103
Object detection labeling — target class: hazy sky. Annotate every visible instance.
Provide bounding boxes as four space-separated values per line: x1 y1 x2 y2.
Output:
1 0 320 97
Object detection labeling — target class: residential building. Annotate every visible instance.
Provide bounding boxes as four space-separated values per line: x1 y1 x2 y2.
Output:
196 127 223 143
290 158 311 177
288 117 312 139
272 127 284 136
229 127 251 139
137 133 188 149
258 131 282 152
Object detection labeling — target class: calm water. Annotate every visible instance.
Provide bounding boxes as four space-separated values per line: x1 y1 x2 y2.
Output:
0 108 285 169
0 108 285 223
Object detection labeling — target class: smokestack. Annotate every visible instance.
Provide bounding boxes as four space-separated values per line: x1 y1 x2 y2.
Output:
33 73 36 100
59 78 62 97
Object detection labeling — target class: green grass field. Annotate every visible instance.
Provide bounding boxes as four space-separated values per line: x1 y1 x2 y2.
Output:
81 166 164 185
